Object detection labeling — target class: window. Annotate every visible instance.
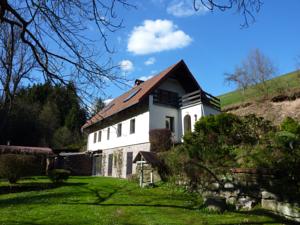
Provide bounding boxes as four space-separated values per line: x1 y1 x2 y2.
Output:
123 88 141 102
107 127 110 140
194 114 198 122
117 123 122 137
165 116 174 132
184 115 192 133
98 131 102 142
93 132 97 143
130 119 135 134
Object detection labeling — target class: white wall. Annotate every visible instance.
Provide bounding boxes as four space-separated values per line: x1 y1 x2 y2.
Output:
149 95 182 142
88 110 150 151
148 78 190 142
181 103 220 135
181 103 203 134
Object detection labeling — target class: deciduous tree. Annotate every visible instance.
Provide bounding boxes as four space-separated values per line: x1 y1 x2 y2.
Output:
225 49 276 97
0 23 36 131
0 0 132 106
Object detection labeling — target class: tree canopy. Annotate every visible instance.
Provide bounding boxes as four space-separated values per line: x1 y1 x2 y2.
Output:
0 83 87 149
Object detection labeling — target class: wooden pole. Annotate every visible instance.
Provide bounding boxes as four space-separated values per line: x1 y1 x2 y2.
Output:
141 162 144 187
150 170 153 184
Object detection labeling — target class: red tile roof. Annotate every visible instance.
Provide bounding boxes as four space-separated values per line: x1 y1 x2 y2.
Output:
82 60 196 130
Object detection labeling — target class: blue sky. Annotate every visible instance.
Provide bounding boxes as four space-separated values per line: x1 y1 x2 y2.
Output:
95 0 300 100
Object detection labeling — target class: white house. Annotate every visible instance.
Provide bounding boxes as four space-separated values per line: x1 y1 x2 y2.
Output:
81 60 220 178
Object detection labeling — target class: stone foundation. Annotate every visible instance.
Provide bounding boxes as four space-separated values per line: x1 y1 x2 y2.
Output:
93 142 150 178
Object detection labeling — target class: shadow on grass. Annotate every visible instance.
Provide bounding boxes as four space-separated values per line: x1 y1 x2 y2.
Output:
64 186 207 211
64 186 297 224
0 190 83 207
215 208 298 225
0 181 87 195
234 208 299 225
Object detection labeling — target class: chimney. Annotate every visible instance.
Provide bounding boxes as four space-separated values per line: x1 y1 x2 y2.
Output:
134 79 144 86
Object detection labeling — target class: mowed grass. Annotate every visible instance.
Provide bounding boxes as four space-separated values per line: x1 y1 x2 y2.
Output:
0 176 292 225
219 71 300 108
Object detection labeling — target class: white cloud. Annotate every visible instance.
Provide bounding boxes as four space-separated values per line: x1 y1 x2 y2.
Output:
167 0 208 17
138 75 154 81
127 19 192 55
144 57 156 65
104 98 113 105
119 60 134 73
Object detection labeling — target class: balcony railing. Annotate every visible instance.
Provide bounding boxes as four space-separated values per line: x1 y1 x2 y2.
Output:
179 90 221 111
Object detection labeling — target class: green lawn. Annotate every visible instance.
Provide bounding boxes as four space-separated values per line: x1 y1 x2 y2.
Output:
219 71 300 108
0 177 293 225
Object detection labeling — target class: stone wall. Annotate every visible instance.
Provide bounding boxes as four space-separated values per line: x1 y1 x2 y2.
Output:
202 169 300 222
100 142 151 178
135 164 161 186
261 191 300 222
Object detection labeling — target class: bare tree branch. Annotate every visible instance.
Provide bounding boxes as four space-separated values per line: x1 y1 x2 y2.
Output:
0 23 36 111
225 48 276 97
0 0 133 108
194 0 263 28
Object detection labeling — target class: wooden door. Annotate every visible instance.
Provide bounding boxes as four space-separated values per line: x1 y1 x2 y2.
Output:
108 154 113 176
126 152 133 176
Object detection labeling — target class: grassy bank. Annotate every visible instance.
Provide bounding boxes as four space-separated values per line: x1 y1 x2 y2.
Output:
219 71 300 108
0 176 293 225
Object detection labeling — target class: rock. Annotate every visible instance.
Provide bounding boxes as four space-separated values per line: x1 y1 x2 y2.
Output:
236 196 256 210
261 199 277 211
224 182 235 189
227 196 237 205
210 182 220 191
261 191 278 200
262 199 300 222
204 196 227 212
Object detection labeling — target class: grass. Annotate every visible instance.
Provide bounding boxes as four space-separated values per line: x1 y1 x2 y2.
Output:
219 71 300 108
0 176 294 225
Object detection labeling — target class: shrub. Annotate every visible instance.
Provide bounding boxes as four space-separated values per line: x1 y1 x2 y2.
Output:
48 169 70 183
0 154 38 184
280 117 300 134
149 128 172 152
158 145 189 185
274 131 298 149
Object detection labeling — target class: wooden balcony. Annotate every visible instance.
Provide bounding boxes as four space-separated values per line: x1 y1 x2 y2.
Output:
179 90 221 111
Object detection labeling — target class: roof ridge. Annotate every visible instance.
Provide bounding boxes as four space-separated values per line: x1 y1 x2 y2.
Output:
82 60 186 130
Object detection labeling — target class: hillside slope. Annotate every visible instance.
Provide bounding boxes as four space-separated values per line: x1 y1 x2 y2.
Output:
219 70 300 107
219 70 300 124
224 99 300 125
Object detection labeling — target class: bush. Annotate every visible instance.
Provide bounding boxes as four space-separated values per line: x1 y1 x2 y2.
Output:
48 169 70 183
281 117 300 134
0 154 38 184
149 129 172 152
158 146 189 185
